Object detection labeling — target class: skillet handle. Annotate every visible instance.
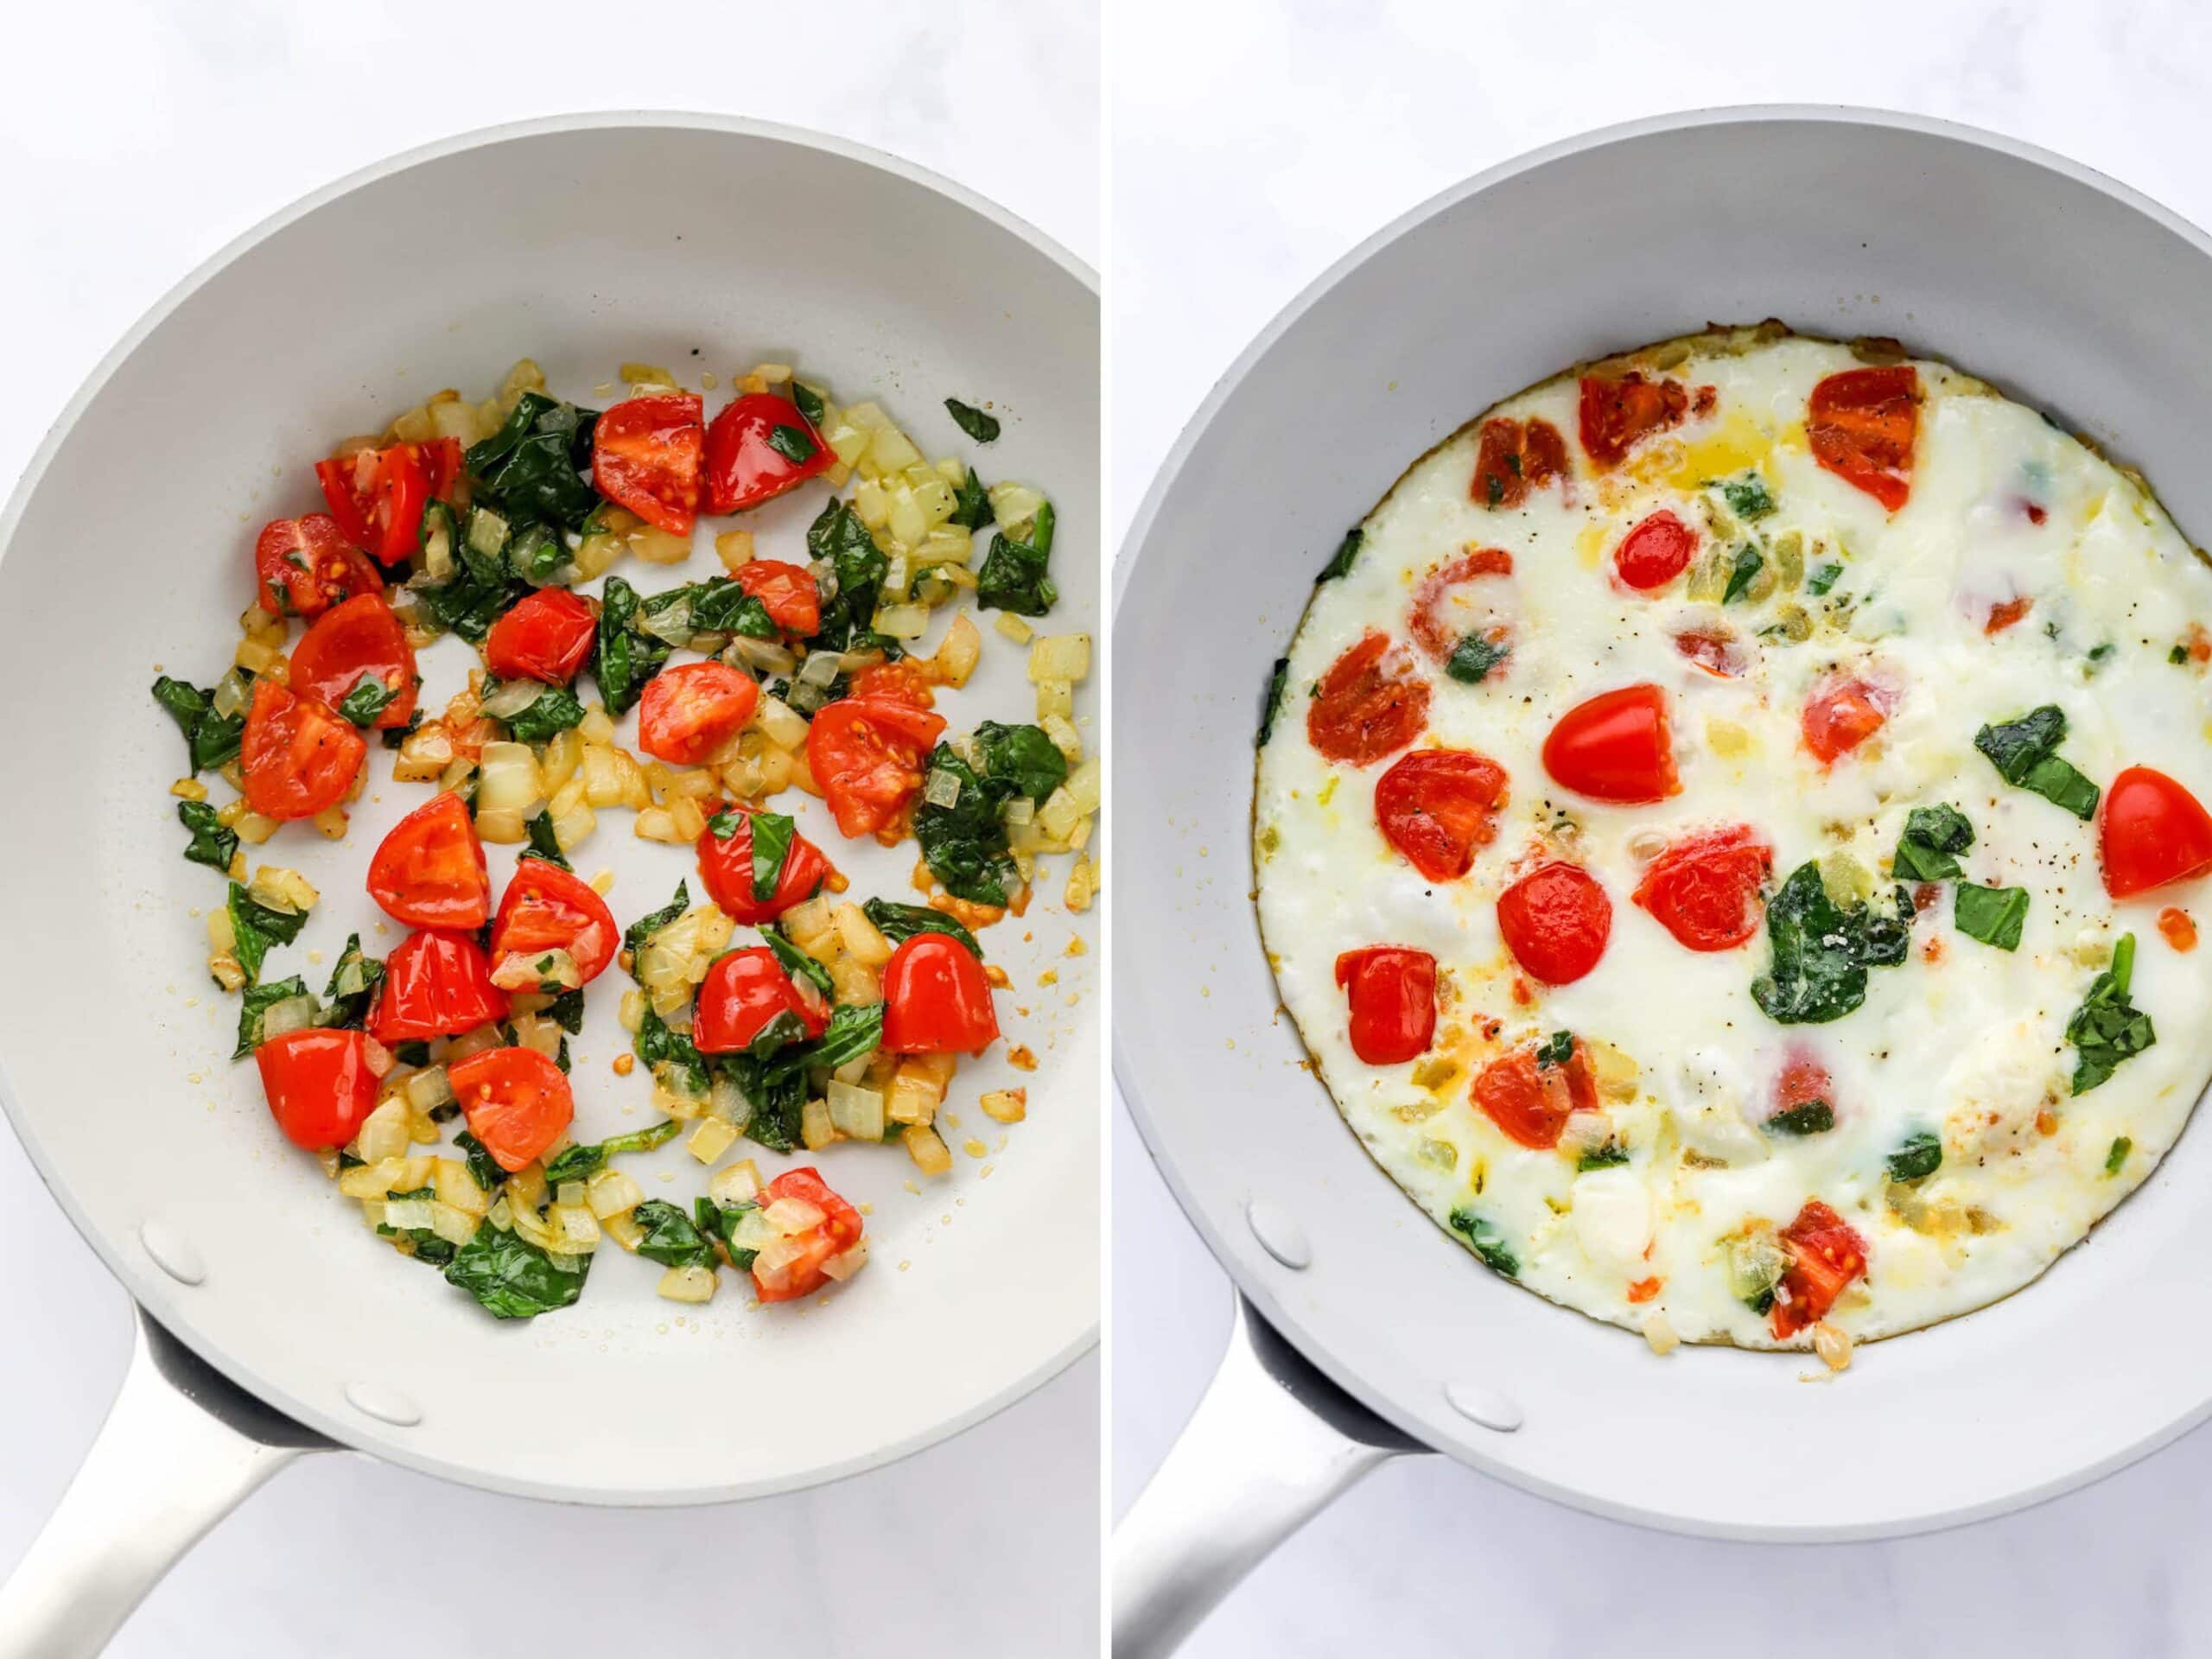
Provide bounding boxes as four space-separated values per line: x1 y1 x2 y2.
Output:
1111 1294 1426 1656
0 1303 334 1658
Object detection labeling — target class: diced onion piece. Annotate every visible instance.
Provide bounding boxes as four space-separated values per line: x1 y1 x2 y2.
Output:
798 648 843 688
552 1203 602 1251
475 742 543 840
820 1240 869 1283
1036 677 1074 721
765 1196 826 1233
980 1088 1028 1124
446 1022 503 1062
355 1099 413 1166
924 768 963 810
932 614 982 687
729 1209 782 1255
902 1124 954 1176
492 949 581 993
338 1154 433 1199
435 1157 489 1216
601 1210 645 1253
1066 854 1097 912
1038 785 1082 842
728 636 798 677
1040 715 1083 764
827 1080 886 1141
754 696 810 753
585 1167 645 1218
687 1117 738 1163
250 865 318 914
259 994 317 1041
383 1198 435 1231
988 482 1046 532
658 1263 718 1304
829 955 881 1008
887 492 928 552
618 988 645 1033
995 613 1034 645
782 894 835 952
629 524 691 564
888 1066 943 1126
1064 755 1102 817
480 677 550 720
873 603 930 640
833 903 893 967
429 1202 480 1248
801 1096 836 1151
868 423 923 476
715 530 754 570
1029 633 1091 684
709 1069 753 1128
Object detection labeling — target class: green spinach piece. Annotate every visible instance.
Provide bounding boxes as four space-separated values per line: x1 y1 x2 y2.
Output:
913 745 1017 906
454 1131 505 1194
1974 706 2101 820
1318 528 1362 582
542 1119 683 1185
1892 804 1974 882
1535 1030 1573 1069
860 899 982 958
503 683 587 746
950 467 994 531
1721 545 1764 604
2106 1135 2133 1176
1446 1208 1518 1276
1257 658 1289 746
633 1005 709 1096
975 721 1069 803
1751 862 1911 1025
1953 882 2029 951
694 1198 762 1269
591 575 674 716
750 810 797 901
177 800 238 871
761 925 836 998
226 881 310 984
521 810 571 871
676 577 779 641
336 676 397 727
944 398 1001 442
715 1002 885 1154
623 880 690 970
465 392 602 531
232 976 310 1059
442 1223 591 1319
1887 1131 1942 1182
1718 474 1775 519
1806 563 1844 596
151 676 246 773
632 1199 718 1269
322 935 384 1030
806 498 897 654
2067 932 2156 1094
1765 1101 1835 1136
976 501 1058 616
1576 1142 1629 1172
1446 636 1510 684
791 382 827 426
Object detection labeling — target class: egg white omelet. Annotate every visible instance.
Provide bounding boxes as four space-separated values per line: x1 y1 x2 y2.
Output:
1254 324 2212 1353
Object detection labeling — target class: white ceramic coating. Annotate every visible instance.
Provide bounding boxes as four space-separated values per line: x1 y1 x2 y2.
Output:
0 113 1099 1505
1114 106 2212 1539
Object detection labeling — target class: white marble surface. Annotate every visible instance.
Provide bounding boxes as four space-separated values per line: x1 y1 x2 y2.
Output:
1109 3 2212 1655
0 2 1098 1654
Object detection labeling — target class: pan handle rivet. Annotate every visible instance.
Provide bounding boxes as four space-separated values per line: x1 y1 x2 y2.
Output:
1244 1199 1311 1269
1444 1381 1523 1433
138 1219 206 1286
346 1382 423 1428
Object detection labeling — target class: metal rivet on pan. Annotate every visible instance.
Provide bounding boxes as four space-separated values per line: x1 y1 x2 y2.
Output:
345 1382 423 1428
1244 1199 1311 1269
1444 1380 1523 1433
138 1218 206 1287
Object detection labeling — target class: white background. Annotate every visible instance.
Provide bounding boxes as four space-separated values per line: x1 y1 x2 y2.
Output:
0 2 1099 1654
1110 2 2212 1656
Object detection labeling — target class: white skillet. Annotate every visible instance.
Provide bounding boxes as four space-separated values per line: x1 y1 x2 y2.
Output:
1111 105 2212 1652
0 112 1099 1656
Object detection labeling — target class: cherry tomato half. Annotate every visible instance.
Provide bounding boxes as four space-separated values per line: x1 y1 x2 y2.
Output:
593 392 704 535
808 696 949 839
696 804 834 924
1408 548 1515 665
1471 416 1568 509
1471 1037 1596 1150
638 661 761 766
880 933 999 1053
240 677 365 821
733 558 823 637
484 588 597 684
1372 748 1510 882
254 513 384 619
1614 509 1697 591
1332 947 1436 1065
449 1046 574 1173
1579 372 1700 469
1306 631 1430 766
704 393 836 515
2101 765 2212 899
752 1167 866 1303
371 930 510 1043
1802 675 1891 765
1808 366 1917 512
289 593 418 729
491 857 620 988
1771 1199 1867 1339
366 791 488 929
1496 861 1611 985
847 659 934 709
694 947 830 1055
315 442 430 566
1541 683 1676 804
256 1027 379 1151
1675 627 1749 678
1632 824 1771 951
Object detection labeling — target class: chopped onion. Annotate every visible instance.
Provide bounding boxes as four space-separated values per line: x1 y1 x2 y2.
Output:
480 677 550 720
355 1100 412 1166
827 1080 886 1141
710 1160 763 1205
873 603 930 640
728 636 798 677
657 1263 717 1303
1003 797 1035 826
988 481 1046 533
820 1240 869 1283
729 1209 783 1255
259 994 317 1040
687 1117 739 1163
709 1070 753 1129
585 1168 645 1219
765 1196 824 1233
211 669 252 720
754 696 810 753
798 648 843 687
429 1203 480 1249
786 680 828 715
476 742 543 823
923 768 963 810
383 1198 435 1231
1065 755 1103 816
1028 632 1092 684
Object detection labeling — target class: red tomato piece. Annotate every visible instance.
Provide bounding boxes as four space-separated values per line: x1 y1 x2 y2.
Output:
240 677 365 821
484 588 597 684
1372 748 1510 882
1808 366 1918 512
448 1046 574 1173
1306 631 1430 766
847 659 935 708
593 392 704 535
254 513 384 619
491 857 620 988
1614 509 1698 591
881 933 1000 1053
1774 1052 1834 1119
1984 595 2033 635
1496 861 1611 985
1332 947 1436 1065
1408 548 1515 665
366 791 488 929
752 1167 866 1303
696 804 834 924
2160 907 2198 950
1471 1038 1597 1150
1632 825 1772 951
807 696 949 839
371 930 510 1043
1801 676 1891 765
1771 1200 1868 1338
417 437 463 502
1471 416 1569 508
1541 683 1677 804
2101 766 2212 899
315 442 430 566
703 393 836 515
638 661 761 766
1578 373 1698 469
255 1027 380 1151
1674 627 1749 678
693 946 830 1054
733 558 823 636
289 593 418 729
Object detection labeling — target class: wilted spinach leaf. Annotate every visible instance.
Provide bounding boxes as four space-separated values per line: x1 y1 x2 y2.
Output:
976 501 1058 616
442 1222 591 1319
1751 862 1911 1025
151 676 245 773
465 392 602 531
2068 932 2156 1094
177 799 238 871
860 899 982 958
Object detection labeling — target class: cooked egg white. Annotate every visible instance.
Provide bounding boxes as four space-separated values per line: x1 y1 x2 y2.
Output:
1255 325 2212 1349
